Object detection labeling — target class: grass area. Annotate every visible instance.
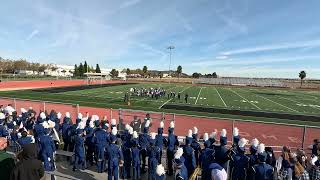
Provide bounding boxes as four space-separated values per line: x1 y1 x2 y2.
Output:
0 83 319 127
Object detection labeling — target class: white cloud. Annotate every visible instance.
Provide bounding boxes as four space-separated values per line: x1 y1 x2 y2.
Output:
222 39 320 55
216 55 228 60
25 30 39 41
119 0 142 9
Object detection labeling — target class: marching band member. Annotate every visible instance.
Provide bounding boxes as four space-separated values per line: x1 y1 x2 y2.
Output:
173 147 188 180
183 130 196 178
156 121 165 163
166 121 179 176
107 128 124 180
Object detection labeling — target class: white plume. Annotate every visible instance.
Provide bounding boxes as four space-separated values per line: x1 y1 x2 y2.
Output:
210 131 217 139
170 121 175 128
187 129 193 138
125 124 131 130
20 108 27 113
65 112 70 118
233 127 239 136
257 143 265 154
128 127 133 135
42 121 49 129
221 129 227 137
48 120 56 128
17 132 22 138
111 119 117 125
57 112 62 119
29 135 35 143
133 131 138 138
40 112 46 119
193 127 198 134
112 127 117 135
145 120 150 128
174 147 184 159
251 138 259 147
160 121 164 128
13 121 17 126
311 156 318 165
89 119 95 128
203 133 209 141
156 164 165 176
151 132 156 140
77 121 86 130
19 122 23 129
0 113 5 119
238 138 248 148
29 107 33 110
77 113 83 119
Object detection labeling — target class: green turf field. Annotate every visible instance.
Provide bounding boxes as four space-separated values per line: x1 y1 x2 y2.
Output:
0 83 319 125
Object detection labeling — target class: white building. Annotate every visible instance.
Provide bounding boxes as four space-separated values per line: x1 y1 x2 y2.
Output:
44 64 74 77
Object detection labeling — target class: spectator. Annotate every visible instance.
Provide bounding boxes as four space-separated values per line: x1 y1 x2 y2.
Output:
312 139 319 157
309 156 320 180
0 137 15 180
10 143 44 180
130 116 141 133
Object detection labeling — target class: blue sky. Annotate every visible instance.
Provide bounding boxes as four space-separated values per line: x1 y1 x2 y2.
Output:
1 0 320 78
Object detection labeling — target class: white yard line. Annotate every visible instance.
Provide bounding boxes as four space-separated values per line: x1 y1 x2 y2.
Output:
255 94 299 112
195 87 204 105
278 96 320 111
215 87 227 107
158 86 191 109
228 88 261 110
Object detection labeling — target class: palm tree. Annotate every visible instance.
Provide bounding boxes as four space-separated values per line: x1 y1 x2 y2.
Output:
142 66 148 78
177 65 182 80
299 70 306 88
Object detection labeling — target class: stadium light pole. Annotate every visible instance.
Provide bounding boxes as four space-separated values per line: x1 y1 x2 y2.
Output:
167 45 175 84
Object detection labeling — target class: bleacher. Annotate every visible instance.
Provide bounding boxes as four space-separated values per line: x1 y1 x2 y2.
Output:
194 77 285 87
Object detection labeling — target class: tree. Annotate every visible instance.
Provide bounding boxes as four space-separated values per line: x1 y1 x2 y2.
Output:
177 65 182 79
299 70 306 87
142 66 148 77
212 72 218 78
192 72 201 79
110 69 119 78
79 63 84 77
84 61 88 73
95 64 101 73
61 69 67 76
13 60 29 71
158 72 163 79
126 68 131 75
38 64 48 72
74 64 79 77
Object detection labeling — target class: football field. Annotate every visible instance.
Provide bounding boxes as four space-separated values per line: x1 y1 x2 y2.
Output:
1 82 319 118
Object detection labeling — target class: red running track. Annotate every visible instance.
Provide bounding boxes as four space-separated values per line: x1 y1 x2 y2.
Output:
0 79 123 91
